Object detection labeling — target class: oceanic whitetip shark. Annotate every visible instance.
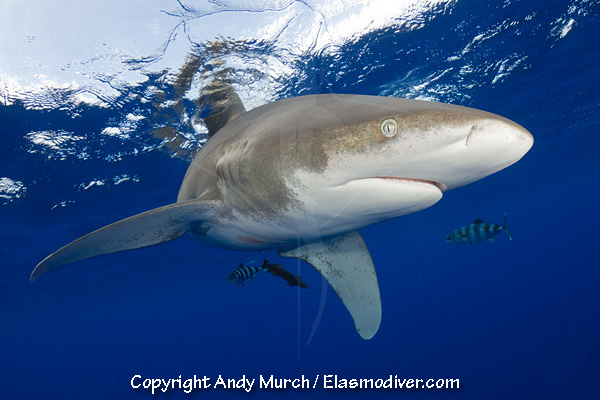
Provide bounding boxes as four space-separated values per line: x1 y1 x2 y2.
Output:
31 93 533 339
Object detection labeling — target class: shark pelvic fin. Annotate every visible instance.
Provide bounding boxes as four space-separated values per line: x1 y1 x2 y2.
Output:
279 231 381 339
31 200 220 282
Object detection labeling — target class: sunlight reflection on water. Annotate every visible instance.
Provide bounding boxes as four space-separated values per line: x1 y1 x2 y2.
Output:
1 0 597 208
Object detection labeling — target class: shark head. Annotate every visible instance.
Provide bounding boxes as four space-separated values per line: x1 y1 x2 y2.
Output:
176 94 533 247
324 97 534 191
261 94 534 235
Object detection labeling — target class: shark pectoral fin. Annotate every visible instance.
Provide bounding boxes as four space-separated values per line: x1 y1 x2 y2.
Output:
279 231 381 340
31 200 219 282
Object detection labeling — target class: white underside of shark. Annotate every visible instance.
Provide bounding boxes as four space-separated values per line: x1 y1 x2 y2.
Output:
31 93 533 340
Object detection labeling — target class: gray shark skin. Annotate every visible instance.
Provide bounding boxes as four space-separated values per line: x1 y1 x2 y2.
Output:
31 94 533 339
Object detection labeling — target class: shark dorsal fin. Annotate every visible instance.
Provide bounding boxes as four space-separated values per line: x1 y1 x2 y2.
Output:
200 82 247 137
473 218 484 223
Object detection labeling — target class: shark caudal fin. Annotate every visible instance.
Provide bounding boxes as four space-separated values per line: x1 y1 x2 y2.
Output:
279 231 381 339
503 213 512 240
31 200 220 282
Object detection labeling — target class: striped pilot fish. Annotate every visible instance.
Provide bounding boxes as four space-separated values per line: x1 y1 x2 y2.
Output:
445 213 512 244
227 262 265 287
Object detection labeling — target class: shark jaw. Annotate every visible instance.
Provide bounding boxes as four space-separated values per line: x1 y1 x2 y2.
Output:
359 176 448 191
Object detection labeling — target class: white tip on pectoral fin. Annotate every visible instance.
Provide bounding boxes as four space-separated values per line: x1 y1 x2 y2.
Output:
31 199 219 282
279 231 381 340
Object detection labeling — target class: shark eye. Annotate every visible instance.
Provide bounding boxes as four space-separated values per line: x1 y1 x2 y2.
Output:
380 118 398 137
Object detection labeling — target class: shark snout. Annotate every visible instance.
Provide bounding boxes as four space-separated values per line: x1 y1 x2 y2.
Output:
465 119 532 149
435 118 533 191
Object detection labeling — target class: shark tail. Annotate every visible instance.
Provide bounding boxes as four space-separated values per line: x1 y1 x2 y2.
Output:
31 199 219 282
503 212 512 240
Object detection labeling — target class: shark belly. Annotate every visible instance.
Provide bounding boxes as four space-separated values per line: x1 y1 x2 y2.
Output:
190 175 443 251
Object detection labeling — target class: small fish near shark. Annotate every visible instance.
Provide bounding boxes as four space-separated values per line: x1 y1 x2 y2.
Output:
227 259 308 289
261 259 308 289
31 90 533 339
445 213 512 244
227 262 265 287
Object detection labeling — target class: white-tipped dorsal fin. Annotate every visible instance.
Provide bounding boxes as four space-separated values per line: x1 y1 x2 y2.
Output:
31 200 220 282
279 231 381 340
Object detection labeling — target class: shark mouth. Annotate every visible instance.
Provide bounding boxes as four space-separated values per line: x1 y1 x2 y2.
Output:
372 176 448 192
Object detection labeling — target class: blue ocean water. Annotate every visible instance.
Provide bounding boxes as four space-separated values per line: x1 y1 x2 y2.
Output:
1 0 599 399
